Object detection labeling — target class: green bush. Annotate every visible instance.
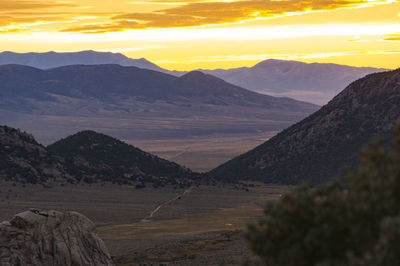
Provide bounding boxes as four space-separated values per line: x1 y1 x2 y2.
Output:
246 128 400 266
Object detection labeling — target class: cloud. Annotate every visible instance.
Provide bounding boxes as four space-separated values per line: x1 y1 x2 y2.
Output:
0 0 75 10
59 20 149 34
383 34 400 41
0 0 395 34
0 1 81 29
59 0 395 33
154 50 400 64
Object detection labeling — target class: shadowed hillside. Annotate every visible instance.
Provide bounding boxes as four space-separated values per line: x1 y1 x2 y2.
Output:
210 69 400 184
0 125 203 186
48 130 200 186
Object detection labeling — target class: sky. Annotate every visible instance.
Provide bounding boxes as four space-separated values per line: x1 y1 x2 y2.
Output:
0 0 399 70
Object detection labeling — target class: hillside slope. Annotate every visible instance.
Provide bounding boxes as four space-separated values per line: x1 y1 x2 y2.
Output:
0 125 70 184
209 69 400 184
0 125 202 186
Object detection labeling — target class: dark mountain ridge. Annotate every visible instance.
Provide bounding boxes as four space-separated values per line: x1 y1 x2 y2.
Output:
0 125 202 186
47 130 198 186
209 69 400 184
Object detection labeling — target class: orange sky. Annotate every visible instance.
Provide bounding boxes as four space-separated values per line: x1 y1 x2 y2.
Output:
0 0 399 70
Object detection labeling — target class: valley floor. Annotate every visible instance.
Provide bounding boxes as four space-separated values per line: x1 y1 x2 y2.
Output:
0 181 290 265
127 132 277 172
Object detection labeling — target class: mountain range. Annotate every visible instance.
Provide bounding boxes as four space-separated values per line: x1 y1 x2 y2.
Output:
0 125 201 186
201 60 386 105
209 68 400 184
0 50 166 72
0 64 318 144
0 51 386 105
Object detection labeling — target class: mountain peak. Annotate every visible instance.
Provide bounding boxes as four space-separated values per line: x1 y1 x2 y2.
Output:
180 70 207 78
253 59 304 68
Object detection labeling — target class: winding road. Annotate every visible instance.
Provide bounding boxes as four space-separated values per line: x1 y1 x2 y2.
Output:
142 186 194 222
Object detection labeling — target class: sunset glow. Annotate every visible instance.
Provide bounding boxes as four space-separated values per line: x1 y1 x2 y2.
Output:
1 0 399 70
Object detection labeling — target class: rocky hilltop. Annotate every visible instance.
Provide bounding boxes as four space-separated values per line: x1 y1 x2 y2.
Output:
0 125 202 186
210 69 400 184
48 130 199 186
0 209 114 266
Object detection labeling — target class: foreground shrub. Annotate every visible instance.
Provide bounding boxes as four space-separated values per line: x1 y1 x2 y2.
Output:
246 128 400 266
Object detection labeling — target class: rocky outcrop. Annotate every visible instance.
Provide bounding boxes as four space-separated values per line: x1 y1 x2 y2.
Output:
0 209 114 266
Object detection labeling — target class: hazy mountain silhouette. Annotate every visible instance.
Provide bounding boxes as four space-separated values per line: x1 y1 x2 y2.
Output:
200 59 387 105
0 51 386 105
0 50 167 72
210 69 400 184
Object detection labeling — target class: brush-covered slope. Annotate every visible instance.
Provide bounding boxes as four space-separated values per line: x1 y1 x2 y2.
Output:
47 130 199 186
0 125 70 184
201 59 386 105
210 69 400 184
0 125 202 186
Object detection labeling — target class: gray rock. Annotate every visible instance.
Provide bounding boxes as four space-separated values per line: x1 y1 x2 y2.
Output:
0 209 114 266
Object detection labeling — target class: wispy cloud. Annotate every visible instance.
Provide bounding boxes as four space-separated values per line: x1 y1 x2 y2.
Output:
93 46 166 53
0 0 75 10
0 0 397 35
60 0 395 33
154 50 400 64
382 34 400 41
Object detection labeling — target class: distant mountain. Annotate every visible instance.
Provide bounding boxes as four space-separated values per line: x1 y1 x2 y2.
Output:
209 69 400 184
0 64 318 144
0 50 167 72
47 130 198 186
1 51 385 104
0 125 202 186
201 60 387 105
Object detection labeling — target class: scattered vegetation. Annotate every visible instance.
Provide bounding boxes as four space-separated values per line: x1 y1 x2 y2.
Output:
246 127 400 265
211 68 400 185
114 231 240 265
47 130 204 186
1 125 209 187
